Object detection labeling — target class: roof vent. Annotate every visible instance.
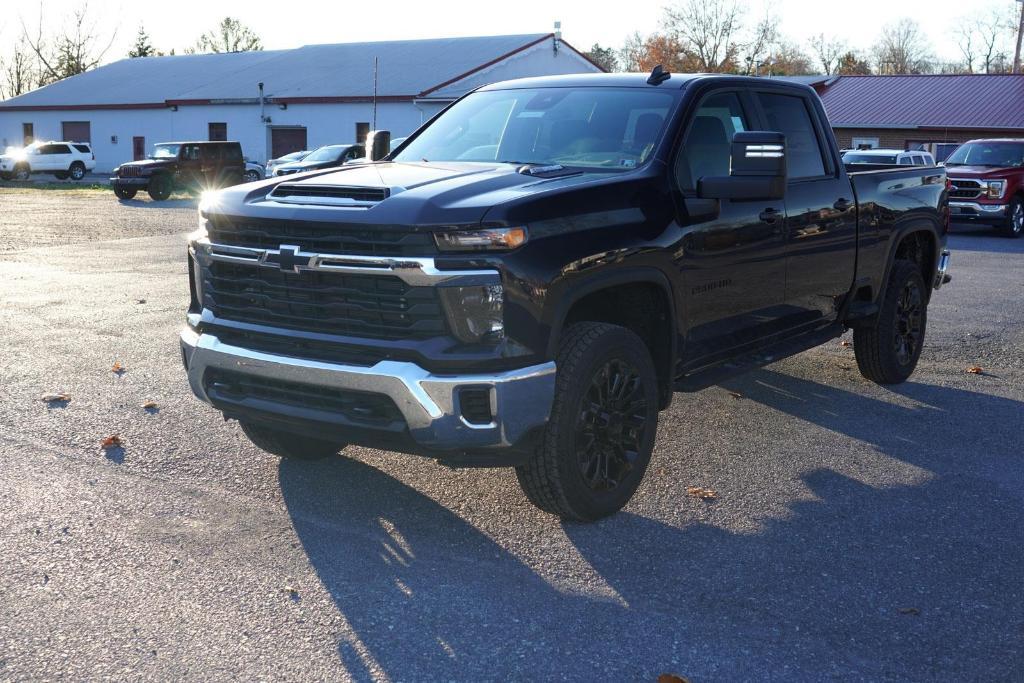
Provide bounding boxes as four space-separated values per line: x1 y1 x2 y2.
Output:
268 183 389 207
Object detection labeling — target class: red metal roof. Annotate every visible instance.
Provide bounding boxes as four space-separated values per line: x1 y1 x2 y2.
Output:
819 74 1024 131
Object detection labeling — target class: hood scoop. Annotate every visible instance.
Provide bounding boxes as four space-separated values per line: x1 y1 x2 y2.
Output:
268 183 390 208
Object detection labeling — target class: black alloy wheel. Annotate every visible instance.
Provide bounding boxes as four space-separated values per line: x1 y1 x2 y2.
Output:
893 278 924 367
575 358 650 492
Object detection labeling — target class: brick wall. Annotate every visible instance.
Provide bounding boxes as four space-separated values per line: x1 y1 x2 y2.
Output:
832 127 1024 150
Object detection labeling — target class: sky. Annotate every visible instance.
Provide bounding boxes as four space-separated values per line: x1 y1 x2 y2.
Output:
0 0 1020 67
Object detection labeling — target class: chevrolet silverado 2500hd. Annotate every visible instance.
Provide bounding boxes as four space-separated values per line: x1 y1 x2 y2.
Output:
181 71 950 521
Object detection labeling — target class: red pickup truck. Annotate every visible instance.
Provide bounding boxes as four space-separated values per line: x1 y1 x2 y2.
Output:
945 138 1024 237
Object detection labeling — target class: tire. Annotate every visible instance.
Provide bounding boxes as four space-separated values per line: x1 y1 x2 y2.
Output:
515 322 659 521
244 169 261 182
240 421 347 461
1003 196 1023 238
147 174 171 201
68 161 86 181
113 186 137 200
854 260 928 385
13 164 30 181
54 171 69 180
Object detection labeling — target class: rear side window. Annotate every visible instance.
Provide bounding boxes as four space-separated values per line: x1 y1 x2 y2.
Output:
674 92 749 192
72 144 91 154
201 145 220 161
221 143 242 160
898 156 912 165
756 92 826 179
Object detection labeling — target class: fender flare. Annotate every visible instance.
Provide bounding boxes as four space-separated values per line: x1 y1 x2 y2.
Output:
544 266 678 378
877 219 943 304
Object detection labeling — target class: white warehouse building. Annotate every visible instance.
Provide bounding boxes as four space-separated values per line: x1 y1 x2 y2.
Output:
0 33 601 173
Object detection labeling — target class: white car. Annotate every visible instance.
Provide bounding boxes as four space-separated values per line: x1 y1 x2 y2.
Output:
842 148 936 166
243 160 265 182
0 141 96 181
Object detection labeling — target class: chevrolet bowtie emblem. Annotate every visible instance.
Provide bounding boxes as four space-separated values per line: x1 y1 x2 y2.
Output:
260 245 313 273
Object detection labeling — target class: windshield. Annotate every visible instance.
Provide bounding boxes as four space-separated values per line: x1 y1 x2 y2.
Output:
393 87 676 170
945 142 1024 167
304 146 345 163
151 144 180 159
844 152 897 164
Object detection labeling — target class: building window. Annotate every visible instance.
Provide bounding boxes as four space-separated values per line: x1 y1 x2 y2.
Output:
61 121 91 143
22 123 34 145
851 136 879 150
208 122 227 141
355 122 370 144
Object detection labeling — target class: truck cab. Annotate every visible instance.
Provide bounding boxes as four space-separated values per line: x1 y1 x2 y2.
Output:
181 72 949 520
944 138 1024 237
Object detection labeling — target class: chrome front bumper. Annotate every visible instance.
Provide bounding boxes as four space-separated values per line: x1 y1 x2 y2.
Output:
180 328 556 450
949 201 1007 218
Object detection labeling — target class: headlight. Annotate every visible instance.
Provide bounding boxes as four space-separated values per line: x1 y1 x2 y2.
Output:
434 227 527 252
439 284 504 343
986 180 1006 199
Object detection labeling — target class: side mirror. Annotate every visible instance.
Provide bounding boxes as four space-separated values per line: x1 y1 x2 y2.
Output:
366 130 391 161
698 131 787 201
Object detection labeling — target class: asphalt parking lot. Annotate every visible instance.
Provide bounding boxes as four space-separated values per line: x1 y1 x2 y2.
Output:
1 188 1022 681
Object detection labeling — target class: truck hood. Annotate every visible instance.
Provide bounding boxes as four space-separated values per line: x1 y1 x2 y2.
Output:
119 158 175 171
224 161 617 227
943 165 1022 178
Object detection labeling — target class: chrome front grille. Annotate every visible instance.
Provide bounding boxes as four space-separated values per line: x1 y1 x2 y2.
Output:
949 178 982 199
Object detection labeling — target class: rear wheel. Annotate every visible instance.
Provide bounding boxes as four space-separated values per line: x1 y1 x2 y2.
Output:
1003 196 1023 238
244 169 261 182
113 186 137 200
854 260 927 384
147 174 171 201
240 422 347 461
515 322 659 521
69 161 86 181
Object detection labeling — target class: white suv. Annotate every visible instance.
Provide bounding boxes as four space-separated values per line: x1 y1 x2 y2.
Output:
0 141 96 181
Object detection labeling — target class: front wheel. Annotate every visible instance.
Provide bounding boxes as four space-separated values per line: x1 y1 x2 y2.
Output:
113 186 137 200
13 164 30 181
515 322 659 521
240 422 347 461
854 260 928 384
1003 196 1023 238
147 174 171 201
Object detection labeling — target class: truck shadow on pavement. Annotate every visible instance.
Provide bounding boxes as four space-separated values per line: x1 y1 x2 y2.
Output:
279 369 1024 681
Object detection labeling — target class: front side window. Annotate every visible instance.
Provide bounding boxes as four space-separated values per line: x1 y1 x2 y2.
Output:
673 92 748 192
945 142 1024 168
305 145 345 162
757 92 827 179
394 87 676 171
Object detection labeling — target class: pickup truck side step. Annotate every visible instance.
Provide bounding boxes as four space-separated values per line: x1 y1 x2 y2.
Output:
674 324 845 392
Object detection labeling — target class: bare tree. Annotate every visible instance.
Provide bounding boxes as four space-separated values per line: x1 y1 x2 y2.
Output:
810 33 848 75
189 17 263 54
1 46 37 98
954 22 977 72
20 2 117 86
663 0 743 72
974 8 1016 73
873 18 934 74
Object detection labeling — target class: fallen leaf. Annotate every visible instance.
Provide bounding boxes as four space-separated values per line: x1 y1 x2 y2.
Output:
898 607 920 616
111 361 125 374
136 298 146 304
839 340 852 347
686 486 718 500
141 401 159 410
41 392 70 403
658 675 690 683
966 366 983 375
283 585 300 601
100 435 123 449
729 391 743 399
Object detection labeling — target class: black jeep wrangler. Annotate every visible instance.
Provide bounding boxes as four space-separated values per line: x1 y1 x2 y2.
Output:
111 141 244 201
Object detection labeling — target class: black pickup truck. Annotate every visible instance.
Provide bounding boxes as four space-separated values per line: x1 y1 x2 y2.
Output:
182 72 950 521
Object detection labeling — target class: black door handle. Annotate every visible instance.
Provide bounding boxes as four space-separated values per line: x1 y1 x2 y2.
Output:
759 208 780 224
834 198 853 212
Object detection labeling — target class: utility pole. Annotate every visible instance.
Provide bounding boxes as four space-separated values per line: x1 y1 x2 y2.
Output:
1015 0 1024 74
